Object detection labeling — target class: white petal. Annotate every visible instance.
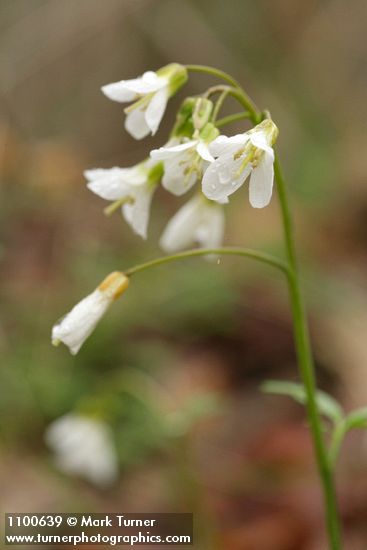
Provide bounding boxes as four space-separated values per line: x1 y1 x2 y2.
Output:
249 131 273 154
150 140 197 161
85 168 134 200
162 157 197 196
151 141 198 196
209 134 249 158
160 196 225 254
101 82 138 103
248 149 274 208
84 168 124 182
45 414 74 447
122 185 154 239
45 414 118 487
196 141 214 163
101 71 164 103
160 196 203 252
145 87 169 135
118 166 148 186
52 290 110 355
202 154 252 202
125 107 150 140
196 203 225 249
139 71 167 91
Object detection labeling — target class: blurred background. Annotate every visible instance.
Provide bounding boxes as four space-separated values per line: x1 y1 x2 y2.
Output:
1 1 367 548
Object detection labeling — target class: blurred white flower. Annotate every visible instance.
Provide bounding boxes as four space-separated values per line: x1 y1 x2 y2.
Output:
202 119 278 208
150 127 216 196
85 162 162 239
52 271 129 355
160 194 225 253
45 414 118 487
102 64 187 140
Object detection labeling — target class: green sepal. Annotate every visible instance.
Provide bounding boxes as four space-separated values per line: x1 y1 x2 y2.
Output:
147 161 164 186
156 63 188 97
170 97 196 138
199 122 219 143
192 98 214 130
250 119 279 146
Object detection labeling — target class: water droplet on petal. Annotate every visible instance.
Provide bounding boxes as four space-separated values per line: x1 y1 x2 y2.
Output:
218 165 230 185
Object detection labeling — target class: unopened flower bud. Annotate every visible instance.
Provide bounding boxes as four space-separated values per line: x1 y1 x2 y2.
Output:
192 98 213 131
52 272 129 355
98 271 129 300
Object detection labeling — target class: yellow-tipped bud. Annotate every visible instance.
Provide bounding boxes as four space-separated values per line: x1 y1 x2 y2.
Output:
52 271 130 355
98 271 130 300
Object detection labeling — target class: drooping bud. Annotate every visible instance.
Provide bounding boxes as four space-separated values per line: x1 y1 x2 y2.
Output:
97 271 129 300
192 98 213 131
52 272 129 355
170 97 196 138
170 97 215 139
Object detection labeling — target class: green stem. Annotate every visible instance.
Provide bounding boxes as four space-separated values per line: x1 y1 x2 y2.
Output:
212 89 230 122
104 196 134 216
204 84 259 122
125 247 288 277
274 156 342 549
204 84 232 98
186 64 260 121
186 64 342 548
185 64 242 88
329 421 346 470
215 111 251 128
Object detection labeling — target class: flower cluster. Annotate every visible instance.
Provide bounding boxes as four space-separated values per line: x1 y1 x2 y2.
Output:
87 64 278 253
47 64 280 487
52 63 279 357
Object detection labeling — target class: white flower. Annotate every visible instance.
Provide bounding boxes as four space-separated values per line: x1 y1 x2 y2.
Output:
160 194 225 253
52 271 129 355
102 64 187 140
45 414 118 487
202 119 278 208
150 134 215 197
85 162 161 239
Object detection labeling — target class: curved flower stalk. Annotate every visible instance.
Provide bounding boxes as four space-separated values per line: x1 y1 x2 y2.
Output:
202 119 278 208
52 271 129 355
102 63 187 139
45 413 118 487
160 194 225 253
150 123 218 196
85 161 163 239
